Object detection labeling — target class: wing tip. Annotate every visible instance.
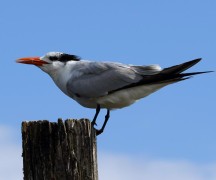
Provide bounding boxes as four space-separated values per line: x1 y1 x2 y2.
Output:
190 58 202 64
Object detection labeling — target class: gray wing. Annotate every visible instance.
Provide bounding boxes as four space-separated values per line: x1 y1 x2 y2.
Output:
67 61 161 98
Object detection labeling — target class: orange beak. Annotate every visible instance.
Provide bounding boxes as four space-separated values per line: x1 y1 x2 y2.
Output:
16 57 49 66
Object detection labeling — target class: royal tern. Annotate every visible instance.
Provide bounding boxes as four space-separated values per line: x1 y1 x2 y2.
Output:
17 52 211 135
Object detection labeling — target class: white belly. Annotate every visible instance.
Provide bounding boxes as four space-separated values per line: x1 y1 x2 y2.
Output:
74 83 170 109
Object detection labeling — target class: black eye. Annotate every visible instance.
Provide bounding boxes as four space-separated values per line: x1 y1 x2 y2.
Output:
49 56 59 61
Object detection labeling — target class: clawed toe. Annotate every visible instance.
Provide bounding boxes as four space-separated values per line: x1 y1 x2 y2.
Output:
91 121 97 126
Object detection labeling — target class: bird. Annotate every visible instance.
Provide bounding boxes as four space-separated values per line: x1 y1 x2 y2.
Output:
16 52 212 135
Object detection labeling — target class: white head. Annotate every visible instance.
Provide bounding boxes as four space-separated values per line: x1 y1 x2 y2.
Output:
16 52 81 74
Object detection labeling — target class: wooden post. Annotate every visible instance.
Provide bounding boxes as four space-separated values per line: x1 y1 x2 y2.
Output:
22 119 98 180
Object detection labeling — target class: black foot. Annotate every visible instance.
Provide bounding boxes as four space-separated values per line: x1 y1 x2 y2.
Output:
96 129 103 135
91 121 97 126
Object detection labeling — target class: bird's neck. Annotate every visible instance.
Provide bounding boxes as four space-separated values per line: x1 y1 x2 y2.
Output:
48 68 72 97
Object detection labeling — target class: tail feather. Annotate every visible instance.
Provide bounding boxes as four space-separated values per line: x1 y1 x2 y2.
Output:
179 71 213 77
154 71 213 84
144 70 213 85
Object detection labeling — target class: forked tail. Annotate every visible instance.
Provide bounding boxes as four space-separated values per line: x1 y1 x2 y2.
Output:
142 58 213 84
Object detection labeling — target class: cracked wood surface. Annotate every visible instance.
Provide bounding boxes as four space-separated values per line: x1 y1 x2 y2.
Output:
22 119 98 180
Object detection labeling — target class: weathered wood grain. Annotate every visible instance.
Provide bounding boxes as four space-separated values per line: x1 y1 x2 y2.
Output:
22 119 98 180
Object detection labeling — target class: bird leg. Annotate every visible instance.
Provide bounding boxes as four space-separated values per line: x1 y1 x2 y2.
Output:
96 109 110 136
91 104 101 126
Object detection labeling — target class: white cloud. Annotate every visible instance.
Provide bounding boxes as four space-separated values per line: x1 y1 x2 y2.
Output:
98 153 216 180
0 126 22 180
0 125 13 140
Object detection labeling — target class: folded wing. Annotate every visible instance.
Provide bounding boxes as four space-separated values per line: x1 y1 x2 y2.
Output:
66 61 162 98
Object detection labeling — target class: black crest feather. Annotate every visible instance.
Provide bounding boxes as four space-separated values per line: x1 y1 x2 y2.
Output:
49 53 81 62
59 53 81 62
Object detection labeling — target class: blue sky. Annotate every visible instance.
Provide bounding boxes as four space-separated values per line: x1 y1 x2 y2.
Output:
0 0 216 179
